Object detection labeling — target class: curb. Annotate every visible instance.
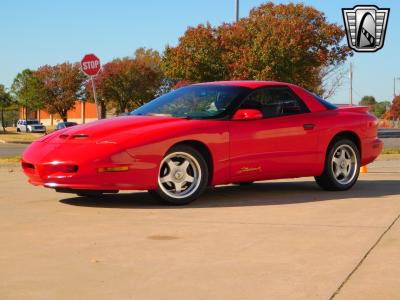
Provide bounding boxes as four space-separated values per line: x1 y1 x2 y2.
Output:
0 140 32 145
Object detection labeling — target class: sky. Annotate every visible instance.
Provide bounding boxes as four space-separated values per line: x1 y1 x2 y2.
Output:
1 0 399 104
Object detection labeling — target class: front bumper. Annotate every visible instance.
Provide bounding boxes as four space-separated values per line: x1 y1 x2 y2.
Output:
21 141 159 191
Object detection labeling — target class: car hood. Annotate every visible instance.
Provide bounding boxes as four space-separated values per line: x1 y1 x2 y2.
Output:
42 116 189 144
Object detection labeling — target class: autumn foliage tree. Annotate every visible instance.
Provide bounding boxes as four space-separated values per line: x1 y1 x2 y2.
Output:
89 48 163 114
384 96 400 121
35 63 85 121
163 24 228 82
162 2 351 96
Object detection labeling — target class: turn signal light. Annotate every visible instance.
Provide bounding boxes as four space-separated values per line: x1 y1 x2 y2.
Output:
97 166 129 173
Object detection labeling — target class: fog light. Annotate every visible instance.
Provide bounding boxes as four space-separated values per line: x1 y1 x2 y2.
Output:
97 166 129 173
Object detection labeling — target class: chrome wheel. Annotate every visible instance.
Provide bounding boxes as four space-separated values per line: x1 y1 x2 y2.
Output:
331 144 357 185
158 152 202 199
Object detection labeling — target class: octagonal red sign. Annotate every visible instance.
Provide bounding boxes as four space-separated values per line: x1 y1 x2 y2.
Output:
81 54 101 77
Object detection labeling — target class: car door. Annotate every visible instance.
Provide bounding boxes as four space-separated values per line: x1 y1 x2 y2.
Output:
229 86 320 182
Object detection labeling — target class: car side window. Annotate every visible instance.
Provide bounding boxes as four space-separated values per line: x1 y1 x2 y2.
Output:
240 86 309 118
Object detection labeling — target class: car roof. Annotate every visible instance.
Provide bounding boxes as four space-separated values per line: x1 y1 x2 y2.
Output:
193 80 296 89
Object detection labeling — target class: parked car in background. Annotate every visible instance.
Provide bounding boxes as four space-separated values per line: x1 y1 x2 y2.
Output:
55 122 78 130
17 120 46 133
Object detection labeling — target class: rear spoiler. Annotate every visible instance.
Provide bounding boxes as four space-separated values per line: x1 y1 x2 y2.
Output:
337 106 369 113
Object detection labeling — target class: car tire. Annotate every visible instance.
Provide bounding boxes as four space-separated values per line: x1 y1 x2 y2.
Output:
315 138 360 191
17 128 20 132
149 145 209 205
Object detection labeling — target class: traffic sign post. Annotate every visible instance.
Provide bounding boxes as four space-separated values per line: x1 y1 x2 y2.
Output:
81 54 101 120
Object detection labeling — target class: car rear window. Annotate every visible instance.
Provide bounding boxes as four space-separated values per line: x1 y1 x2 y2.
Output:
310 93 337 110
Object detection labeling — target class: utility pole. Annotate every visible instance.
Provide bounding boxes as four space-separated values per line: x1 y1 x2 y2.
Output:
349 62 353 106
394 77 400 99
235 0 239 22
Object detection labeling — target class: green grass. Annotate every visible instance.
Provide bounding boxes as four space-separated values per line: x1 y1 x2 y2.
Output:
0 131 44 143
0 156 21 164
382 148 400 155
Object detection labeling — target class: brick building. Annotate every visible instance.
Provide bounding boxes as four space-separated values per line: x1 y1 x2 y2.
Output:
20 101 98 126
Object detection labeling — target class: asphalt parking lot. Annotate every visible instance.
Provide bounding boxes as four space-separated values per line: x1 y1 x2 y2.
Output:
0 159 399 300
0 143 27 157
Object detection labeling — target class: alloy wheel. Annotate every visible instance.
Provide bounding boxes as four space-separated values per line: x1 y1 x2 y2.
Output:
331 144 358 185
158 152 202 199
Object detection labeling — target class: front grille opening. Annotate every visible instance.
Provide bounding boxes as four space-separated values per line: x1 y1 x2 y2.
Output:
22 162 35 170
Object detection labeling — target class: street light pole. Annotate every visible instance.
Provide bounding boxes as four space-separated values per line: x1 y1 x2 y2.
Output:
235 0 239 22
349 62 353 106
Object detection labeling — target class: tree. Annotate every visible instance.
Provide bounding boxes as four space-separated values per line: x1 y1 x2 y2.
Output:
91 48 163 113
0 85 12 132
35 63 85 121
162 2 351 95
359 96 377 106
384 96 400 120
162 24 228 82
373 101 389 118
11 69 44 121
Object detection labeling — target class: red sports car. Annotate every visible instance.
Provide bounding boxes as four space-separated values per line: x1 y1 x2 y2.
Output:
21 81 382 205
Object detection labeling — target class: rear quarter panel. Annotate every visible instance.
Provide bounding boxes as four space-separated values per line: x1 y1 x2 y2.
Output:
313 109 379 173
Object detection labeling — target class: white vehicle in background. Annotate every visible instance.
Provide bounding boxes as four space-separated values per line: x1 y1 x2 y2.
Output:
17 120 46 133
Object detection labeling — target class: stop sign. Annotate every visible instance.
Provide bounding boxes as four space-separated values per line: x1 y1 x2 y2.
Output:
81 54 101 77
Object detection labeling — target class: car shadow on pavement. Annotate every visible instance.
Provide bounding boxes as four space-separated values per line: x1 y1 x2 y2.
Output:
59 179 400 209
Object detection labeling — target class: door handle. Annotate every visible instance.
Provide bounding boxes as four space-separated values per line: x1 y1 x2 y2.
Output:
303 123 315 130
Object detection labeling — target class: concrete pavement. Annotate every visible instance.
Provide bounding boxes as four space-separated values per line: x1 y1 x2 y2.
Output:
0 159 399 299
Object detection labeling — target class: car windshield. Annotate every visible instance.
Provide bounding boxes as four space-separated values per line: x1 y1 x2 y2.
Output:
130 85 250 119
27 120 40 125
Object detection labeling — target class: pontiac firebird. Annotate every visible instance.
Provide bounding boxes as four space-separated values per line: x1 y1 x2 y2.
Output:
21 81 382 205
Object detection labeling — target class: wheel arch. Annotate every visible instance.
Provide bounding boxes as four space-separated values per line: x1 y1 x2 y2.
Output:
327 130 361 157
167 140 214 185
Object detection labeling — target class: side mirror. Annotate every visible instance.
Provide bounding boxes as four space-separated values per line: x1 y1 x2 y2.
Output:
232 109 263 121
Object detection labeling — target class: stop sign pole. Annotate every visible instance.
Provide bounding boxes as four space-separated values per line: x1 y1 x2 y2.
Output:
90 76 99 120
81 54 101 120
